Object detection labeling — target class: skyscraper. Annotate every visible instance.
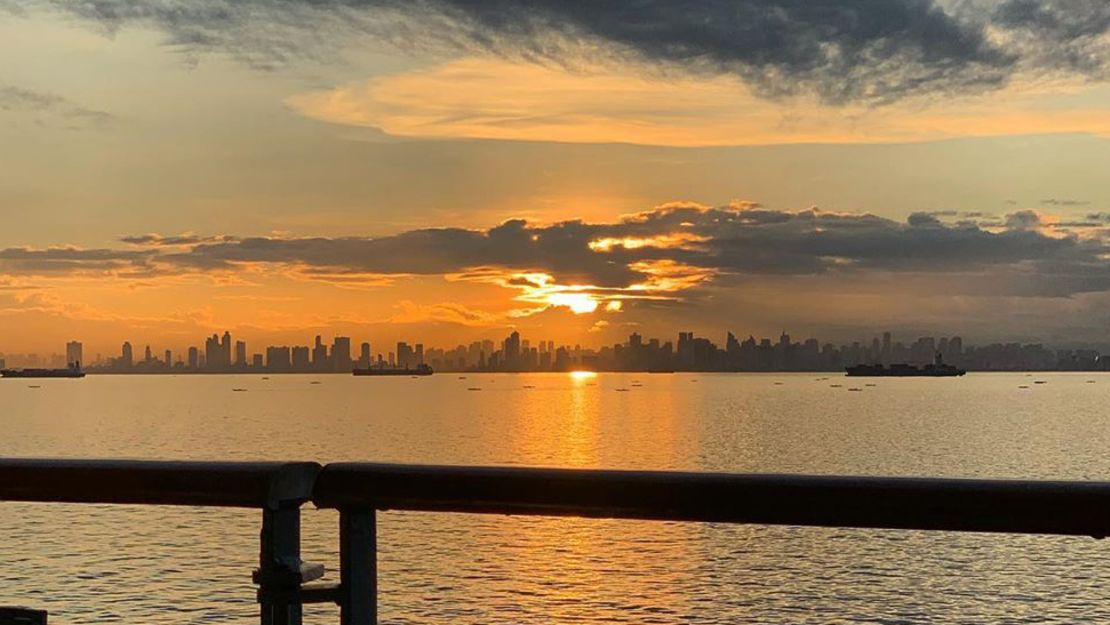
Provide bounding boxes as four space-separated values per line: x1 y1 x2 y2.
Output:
396 342 413 369
65 341 83 368
221 331 232 368
332 336 352 372
292 346 311 370
359 342 371 368
120 342 133 369
313 335 329 371
235 340 247 367
205 334 220 370
503 331 521 368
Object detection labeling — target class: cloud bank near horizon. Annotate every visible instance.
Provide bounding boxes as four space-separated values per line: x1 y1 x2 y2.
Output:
4 202 1110 303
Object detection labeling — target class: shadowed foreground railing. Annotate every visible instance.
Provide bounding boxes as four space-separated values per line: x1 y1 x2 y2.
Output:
2 459 1109 625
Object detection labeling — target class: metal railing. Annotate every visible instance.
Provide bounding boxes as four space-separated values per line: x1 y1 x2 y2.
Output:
2 458 1109 625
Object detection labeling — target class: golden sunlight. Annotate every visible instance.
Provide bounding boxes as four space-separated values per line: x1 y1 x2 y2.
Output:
547 292 600 314
288 57 1110 147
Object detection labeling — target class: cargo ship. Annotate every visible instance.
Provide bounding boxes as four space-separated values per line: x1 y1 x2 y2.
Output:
352 364 433 377
1 363 86 378
845 353 965 377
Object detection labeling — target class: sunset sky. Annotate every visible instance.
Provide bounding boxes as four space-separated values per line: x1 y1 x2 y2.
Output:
3 0 1110 357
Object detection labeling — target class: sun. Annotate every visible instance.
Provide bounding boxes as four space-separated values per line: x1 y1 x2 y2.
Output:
546 292 600 314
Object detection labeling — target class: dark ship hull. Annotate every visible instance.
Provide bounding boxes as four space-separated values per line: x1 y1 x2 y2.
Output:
1 368 86 378
353 365 433 376
845 363 965 377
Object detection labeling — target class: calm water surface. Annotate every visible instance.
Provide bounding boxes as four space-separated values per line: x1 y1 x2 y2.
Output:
1 372 1108 623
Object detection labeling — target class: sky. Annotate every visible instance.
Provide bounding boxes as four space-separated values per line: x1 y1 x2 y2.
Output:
2 0 1110 358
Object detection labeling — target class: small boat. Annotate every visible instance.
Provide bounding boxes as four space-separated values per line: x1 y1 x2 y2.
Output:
830 384 843 388
848 387 863 392
232 388 248 392
467 387 481 391
1018 385 1030 389
1033 380 1047 385
615 388 630 392
309 381 322 385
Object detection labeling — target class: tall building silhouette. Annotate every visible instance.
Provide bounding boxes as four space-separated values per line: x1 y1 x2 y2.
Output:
312 335 329 371
65 341 83 368
332 336 352 372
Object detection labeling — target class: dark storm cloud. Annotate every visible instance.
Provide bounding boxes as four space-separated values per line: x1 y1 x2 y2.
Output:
993 0 1110 76
6 0 1110 103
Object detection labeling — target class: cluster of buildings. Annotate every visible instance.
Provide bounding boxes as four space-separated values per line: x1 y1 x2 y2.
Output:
4 331 1107 374
88 333 369 373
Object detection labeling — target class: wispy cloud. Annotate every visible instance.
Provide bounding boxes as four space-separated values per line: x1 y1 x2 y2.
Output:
0 84 113 128
289 57 1110 146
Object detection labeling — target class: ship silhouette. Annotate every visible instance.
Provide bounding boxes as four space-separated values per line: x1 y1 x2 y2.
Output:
352 363 433 376
845 352 965 377
1 362 86 379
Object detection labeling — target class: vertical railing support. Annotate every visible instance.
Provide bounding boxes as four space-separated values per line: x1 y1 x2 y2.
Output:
257 505 304 625
339 509 377 625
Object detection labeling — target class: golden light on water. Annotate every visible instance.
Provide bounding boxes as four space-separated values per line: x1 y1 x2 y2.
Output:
569 370 598 380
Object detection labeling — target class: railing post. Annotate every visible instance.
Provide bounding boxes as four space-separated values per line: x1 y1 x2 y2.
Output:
257 505 304 625
339 509 377 625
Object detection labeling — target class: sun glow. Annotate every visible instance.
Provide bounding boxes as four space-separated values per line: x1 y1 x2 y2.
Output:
588 233 709 252
546 292 600 314
569 370 598 380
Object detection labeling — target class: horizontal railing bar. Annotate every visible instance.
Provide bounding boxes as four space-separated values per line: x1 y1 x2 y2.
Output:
0 459 321 509
314 463 1110 538
2 458 1109 538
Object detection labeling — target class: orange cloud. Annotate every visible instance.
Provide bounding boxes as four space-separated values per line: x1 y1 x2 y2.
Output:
289 57 1110 147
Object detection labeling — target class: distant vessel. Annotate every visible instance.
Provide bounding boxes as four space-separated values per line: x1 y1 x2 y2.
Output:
353 364 433 377
846 353 965 377
1 363 85 378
